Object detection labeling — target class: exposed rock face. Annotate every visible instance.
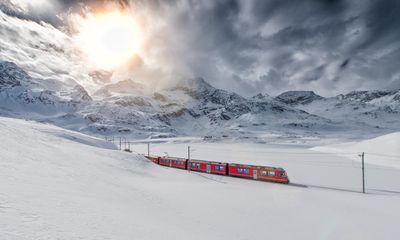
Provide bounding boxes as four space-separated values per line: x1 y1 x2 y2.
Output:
275 91 324 105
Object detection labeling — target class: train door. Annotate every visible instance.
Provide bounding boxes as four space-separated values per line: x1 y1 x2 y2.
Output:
169 160 172 167
253 169 258 179
206 165 211 173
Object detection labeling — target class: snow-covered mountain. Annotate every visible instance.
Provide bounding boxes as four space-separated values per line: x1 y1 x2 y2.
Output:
276 90 400 130
0 61 337 140
80 76 334 140
0 61 91 116
2 59 400 141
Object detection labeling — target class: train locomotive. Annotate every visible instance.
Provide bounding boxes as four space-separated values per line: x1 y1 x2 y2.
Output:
145 155 289 184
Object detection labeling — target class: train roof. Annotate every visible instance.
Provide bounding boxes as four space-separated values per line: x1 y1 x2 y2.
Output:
160 156 187 161
229 163 285 171
188 159 227 165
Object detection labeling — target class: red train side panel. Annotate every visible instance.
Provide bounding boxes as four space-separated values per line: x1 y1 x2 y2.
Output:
188 160 207 172
159 157 187 170
170 158 187 169
189 160 228 175
228 164 253 179
159 157 171 167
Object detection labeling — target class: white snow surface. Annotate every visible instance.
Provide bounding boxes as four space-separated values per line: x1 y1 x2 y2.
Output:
1 117 400 240
312 132 400 169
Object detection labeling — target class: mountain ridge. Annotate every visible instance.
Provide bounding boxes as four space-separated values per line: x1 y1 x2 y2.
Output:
1 60 399 141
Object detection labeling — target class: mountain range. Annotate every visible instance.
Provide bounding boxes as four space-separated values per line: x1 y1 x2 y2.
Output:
1 60 400 143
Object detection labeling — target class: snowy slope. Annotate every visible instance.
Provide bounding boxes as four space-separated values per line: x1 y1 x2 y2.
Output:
312 132 400 169
1 117 400 240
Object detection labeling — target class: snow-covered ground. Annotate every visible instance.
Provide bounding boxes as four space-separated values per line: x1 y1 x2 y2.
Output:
1 116 400 240
312 132 400 169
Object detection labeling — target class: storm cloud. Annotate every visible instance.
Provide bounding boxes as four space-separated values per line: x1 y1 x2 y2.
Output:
3 0 400 96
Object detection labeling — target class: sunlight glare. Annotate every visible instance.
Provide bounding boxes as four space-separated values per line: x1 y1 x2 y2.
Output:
76 11 141 70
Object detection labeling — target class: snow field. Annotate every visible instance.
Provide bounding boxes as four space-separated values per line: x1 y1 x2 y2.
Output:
1 117 400 240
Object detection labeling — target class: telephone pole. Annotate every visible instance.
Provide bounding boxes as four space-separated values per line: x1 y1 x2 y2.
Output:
147 143 150 157
188 146 191 172
359 152 366 194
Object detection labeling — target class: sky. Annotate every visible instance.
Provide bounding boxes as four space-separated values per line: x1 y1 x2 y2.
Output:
1 0 400 96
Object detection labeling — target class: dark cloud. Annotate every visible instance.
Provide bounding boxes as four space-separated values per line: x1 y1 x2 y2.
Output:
2 0 400 96
153 0 400 96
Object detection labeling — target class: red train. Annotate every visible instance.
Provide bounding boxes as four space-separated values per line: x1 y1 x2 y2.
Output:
144 155 289 184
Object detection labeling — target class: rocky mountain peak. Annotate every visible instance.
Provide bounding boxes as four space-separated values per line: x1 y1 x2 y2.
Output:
0 61 31 89
93 79 145 97
342 90 399 102
251 93 272 101
275 91 324 105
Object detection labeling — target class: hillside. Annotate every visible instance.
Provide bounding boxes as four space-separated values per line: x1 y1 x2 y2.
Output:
1 116 399 239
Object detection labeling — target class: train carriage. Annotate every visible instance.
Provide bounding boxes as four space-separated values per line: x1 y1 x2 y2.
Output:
228 163 289 184
189 159 228 175
159 157 187 169
145 155 160 164
158 157 171 167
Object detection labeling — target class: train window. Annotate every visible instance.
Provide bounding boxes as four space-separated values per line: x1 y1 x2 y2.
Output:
261 171 268 176
238 168 243 173
217 166 224 170
191 163 200 168
243 169 249 174
268 171 276 176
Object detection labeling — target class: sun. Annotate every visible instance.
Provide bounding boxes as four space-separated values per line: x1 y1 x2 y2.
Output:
76 11 141 70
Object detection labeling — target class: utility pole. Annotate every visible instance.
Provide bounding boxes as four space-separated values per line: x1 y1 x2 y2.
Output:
188 146 191 172
361 152 365 194
359 152 366 194
147 143 150 157
119 137 122 150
